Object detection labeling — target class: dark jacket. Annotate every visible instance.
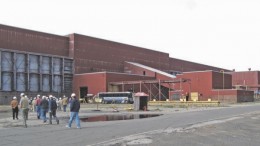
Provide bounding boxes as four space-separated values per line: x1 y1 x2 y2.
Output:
70 98 80 112
49 99 57 111
40 99 49 110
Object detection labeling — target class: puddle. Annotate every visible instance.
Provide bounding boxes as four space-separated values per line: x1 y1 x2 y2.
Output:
0 110 8 113
80 114 162 122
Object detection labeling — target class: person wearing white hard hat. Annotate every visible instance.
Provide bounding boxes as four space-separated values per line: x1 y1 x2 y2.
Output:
48 95 59 124
32 97 37 112
10 96 19 120
57 97 62 111
62 95 68 112
36 95 42 119
66 93 81 129
40 96 49 123
19 93 29 128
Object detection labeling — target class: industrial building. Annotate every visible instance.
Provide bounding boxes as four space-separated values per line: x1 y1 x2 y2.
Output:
0 24 256 104
231 71 260 100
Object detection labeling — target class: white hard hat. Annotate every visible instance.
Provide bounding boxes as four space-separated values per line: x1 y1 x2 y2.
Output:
20 93 25 96
71 93 76 97
13 96 17 99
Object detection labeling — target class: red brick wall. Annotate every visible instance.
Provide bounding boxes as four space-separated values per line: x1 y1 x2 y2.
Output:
169 58 230 72
174 71 232 100
211 89 254 103
175 71 213 99
232 71 259 86
0 24 69 57
231 71 260 91
73 72 155 95
73 73 107 96
70 34 170 74
106 72 155 83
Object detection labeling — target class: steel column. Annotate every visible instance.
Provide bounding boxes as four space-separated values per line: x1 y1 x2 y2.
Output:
0 51 1 89
51 57 54 92
39 56 42 91
159 79 161 101
13 53 16 91
27 53 30 91
62 58 65 92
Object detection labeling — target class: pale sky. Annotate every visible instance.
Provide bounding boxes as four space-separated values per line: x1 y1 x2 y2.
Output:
1 0 260 71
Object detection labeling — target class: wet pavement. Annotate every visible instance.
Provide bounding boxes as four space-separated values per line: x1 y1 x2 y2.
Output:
80 114 162 122
0 104 218 128
0 102 260 146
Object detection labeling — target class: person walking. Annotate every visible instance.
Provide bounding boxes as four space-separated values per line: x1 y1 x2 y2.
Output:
62 95 68 112
32 97 36 112
40 96 49 123
48 95 59 124
29 97 33 111
19 93 29 128
35 95 42 119
10 96 19 120
66 93 81 129
58 98 62 111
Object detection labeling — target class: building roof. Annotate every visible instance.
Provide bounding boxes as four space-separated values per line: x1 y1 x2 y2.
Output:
126 61 176 78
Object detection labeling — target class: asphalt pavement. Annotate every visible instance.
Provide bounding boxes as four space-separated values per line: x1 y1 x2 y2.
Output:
0 103 259 146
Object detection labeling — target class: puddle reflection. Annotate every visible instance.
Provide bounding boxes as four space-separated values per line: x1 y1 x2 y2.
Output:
81 114 162 122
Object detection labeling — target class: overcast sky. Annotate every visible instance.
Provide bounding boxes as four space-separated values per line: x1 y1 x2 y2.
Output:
1 0 259 71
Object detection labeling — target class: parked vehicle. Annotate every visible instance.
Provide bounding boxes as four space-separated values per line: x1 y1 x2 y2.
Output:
97 92 134 104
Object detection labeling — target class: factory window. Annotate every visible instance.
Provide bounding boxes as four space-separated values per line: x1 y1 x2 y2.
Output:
143 71 146 76
0 49 73 93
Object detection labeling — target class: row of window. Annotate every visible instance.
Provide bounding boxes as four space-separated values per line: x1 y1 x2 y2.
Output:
0 50 73 92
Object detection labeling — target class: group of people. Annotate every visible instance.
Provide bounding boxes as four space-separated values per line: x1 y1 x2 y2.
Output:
30 95 69 113
10 93 30 127
10 93 81 129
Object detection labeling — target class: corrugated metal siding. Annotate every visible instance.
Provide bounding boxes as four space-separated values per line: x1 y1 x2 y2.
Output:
41 56 50 74
0 49 73 94
53 75 61 92
2 72 12 91
1 52 12 71
29 74 39 91
212 71 232 89
53 58 62 74
16 73 26 91
16 54 26 72
64 59 73 74
42 75 50 92
29 55 39 73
